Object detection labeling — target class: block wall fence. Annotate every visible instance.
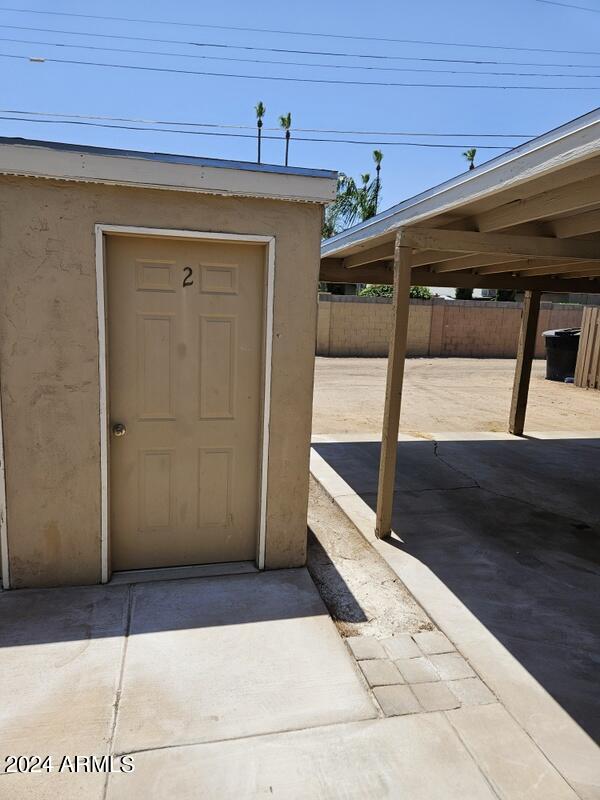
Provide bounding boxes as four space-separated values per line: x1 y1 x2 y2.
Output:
316 294 585 359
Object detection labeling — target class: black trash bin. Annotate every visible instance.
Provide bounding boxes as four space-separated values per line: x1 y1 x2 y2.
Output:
542 328 580 381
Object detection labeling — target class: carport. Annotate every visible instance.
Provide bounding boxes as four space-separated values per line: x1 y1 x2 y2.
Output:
320 108 600 539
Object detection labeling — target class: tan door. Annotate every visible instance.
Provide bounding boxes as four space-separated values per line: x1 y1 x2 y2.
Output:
106 235 265 570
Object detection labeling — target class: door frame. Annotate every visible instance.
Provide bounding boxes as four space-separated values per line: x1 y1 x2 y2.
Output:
95 224 275 583
0 370 9 589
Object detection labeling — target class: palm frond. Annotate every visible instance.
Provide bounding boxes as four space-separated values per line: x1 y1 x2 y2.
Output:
278 112 292 130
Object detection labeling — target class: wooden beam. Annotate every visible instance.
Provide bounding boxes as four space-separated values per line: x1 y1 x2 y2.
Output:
433 253 522 273
343 242 395 268
476 175 600 232
519 261 599 277
409 268 600 293
411 249 461 267
476 258 558 275
509 290 541 436
560 270 600 279
318 259 600 291
552 207 600 238
320 260 393 285
401 227 600 261
375 235 411 539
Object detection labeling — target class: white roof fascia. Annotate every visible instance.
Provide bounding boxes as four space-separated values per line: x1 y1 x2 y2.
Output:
322 107 600 255
0 139 337 204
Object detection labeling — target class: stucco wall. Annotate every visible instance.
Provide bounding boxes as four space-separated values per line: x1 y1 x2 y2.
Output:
0 175 323 587
316 294 584 359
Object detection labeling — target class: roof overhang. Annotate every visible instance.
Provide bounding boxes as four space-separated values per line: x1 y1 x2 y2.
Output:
320 108 600 293
0 137 337 204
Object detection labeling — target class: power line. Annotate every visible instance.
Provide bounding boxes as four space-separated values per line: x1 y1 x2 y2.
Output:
3 23 600 69
0 5 595 56
0 108 534 138
536 0 600 11
3 35 600 79
4 52 599 90
0 113 512 149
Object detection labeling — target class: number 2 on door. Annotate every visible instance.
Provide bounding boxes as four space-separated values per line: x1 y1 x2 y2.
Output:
182 267 194 287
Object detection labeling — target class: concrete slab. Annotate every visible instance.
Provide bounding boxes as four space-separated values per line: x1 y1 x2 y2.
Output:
310 436 600 798
107 715 499 800
0 584 129 766
0 771 106 800
113 569 376 753
447 703 580 799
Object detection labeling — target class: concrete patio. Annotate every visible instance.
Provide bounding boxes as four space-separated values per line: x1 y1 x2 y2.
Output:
1 557 592 798
311 430 600 799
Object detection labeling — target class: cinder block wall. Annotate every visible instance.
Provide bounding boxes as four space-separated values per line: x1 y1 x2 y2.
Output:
316 294 584 358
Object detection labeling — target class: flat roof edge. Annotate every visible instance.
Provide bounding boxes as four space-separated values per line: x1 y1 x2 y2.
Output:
0 138 337 203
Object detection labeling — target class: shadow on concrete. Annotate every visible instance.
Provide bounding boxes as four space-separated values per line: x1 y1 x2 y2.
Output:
0 568 335 647
313 436 600 743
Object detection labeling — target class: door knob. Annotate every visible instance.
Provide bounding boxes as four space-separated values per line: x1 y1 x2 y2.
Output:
112 423 127 437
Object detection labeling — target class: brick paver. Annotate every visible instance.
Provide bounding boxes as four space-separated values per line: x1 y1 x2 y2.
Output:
373 685 421 716
412 631 455 655
429 653 475 681
359 659 404 688
396 656 440 684
411 682 460 712
347 635 386 660
382 635 421 660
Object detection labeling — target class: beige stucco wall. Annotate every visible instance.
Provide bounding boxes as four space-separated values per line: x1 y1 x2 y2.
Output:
0 175 323 588
316 295 584 359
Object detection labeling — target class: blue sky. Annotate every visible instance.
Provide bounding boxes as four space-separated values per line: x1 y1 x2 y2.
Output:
1 0 599 209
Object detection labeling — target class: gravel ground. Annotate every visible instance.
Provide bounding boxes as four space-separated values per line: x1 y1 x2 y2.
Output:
312 357 600 435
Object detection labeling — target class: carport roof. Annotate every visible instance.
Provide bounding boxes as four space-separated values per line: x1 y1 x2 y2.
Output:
0 136 337 203
320 107 600 293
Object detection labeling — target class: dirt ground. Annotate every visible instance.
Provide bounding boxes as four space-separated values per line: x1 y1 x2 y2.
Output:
312 357 600 434
307 477 432 639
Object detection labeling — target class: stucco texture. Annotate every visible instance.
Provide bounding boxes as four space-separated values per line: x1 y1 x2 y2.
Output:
0 175 322 587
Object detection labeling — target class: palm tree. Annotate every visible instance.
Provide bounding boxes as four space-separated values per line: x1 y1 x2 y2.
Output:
372 149 383 211
255 101 266 163
322 171 379 236
463 148 477 171
279 112 292 166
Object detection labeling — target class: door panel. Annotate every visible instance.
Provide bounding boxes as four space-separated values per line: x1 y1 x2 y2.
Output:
106 236 265 570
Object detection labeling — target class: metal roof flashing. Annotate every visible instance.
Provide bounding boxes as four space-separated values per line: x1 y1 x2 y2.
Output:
0 137 337 204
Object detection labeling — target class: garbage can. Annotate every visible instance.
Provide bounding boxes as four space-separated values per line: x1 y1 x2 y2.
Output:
542 328 580 381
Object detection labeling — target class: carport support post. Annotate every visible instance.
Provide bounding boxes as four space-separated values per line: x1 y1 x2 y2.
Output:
509 289 541 436
375 232 412 538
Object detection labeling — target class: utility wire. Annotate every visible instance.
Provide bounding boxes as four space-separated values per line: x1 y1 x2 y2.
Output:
0 5 595 56
536 0 600 11
0 114 512 149
0 108 534 138
3 35 600 78
4 52 598 89
2 23 600 69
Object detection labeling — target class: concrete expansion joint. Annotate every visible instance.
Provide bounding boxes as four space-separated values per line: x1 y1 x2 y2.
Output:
103 583 134 800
